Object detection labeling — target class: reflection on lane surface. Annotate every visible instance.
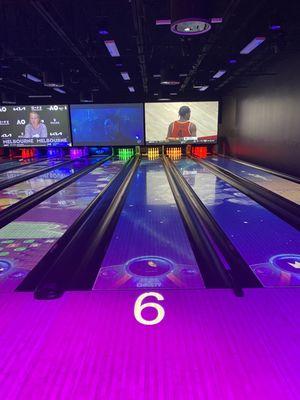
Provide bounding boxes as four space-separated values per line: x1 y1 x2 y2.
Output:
175 157 300 287
0 157 102 211
0 157 66 182
0 159 125 292
93 159 204 290
208 156 300 205
0 159 36 173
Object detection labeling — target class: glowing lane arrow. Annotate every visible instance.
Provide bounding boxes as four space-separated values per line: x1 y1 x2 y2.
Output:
288 261 300 269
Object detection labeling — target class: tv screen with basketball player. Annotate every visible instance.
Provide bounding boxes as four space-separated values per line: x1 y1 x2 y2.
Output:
145 101 219 144
70 103 144 146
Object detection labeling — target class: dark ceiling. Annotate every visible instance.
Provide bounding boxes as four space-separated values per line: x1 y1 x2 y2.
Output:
0 0 300 104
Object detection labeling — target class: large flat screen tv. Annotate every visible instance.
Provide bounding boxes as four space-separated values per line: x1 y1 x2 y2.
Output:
145 101 218 144
70 103 144 146
0 104 72 147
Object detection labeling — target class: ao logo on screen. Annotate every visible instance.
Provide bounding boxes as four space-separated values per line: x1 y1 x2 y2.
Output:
17 120 26 125
0 107 7 112
48 105 59 111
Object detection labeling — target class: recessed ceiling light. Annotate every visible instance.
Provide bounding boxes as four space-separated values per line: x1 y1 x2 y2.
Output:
270 25 281 31
99 29 109 35
104 40 120 57
156 19 171 25
240 37 266 55
28 95 52 98
171 18 211 36
198 85 209 91
213 70 226 79
53 88 66 94
160 66 180 85
22 73 42 83
193 82 206 89
161 79 180 85
211 17 223 24
121 72 130 80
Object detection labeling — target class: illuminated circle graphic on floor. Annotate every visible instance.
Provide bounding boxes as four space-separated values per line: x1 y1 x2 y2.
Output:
125 256 174 277
270 254 300 274
0 260 12 275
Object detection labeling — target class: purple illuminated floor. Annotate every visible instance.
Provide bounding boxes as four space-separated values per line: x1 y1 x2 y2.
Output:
0 288 300 399
1 157 299 399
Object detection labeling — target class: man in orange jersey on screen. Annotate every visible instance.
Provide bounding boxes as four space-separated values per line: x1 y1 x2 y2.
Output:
166 106 197 141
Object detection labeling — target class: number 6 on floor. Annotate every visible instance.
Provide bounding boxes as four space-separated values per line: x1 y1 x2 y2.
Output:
134 292 165 325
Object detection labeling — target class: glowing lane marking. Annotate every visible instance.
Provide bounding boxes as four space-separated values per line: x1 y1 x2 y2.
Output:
134 292 165 326
289 261 300 269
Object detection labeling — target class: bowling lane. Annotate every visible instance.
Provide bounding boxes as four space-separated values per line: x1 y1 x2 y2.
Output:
0 158 125 291
0 157 68 186
93 159 204 290
207 156 300 204
0 158 42 173
174 157 300 287
0 157 103 211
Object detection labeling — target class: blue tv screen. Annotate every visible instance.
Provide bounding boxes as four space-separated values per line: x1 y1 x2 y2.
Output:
70 103 144 146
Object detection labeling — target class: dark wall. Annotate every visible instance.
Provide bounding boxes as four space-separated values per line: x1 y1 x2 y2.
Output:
219 53 300 177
